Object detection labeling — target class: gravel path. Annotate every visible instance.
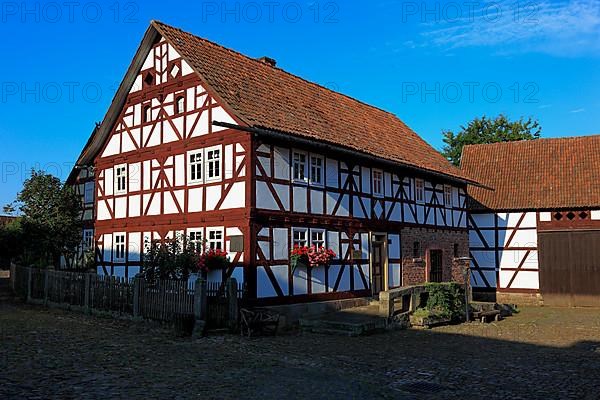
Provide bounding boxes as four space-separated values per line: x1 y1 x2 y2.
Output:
1 300 599 399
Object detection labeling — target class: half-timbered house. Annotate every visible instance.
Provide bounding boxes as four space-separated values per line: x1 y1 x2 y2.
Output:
68 21 477 305
462 136 600 307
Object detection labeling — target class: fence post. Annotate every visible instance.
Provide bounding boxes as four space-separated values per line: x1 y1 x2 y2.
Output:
227 278 239 332
84 273 91 314
133 276 141 318
192 277 207 338
9 263 16 291
26 267 32 302
43 269 49 306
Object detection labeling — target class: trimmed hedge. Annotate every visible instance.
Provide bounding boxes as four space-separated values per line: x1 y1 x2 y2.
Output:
423 282 466 321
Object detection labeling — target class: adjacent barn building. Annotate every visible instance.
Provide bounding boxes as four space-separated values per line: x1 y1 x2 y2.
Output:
462 136 600 306
67 21 478 305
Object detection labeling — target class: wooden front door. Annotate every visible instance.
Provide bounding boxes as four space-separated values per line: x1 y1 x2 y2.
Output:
429 250 443 282
371 236 386 295
539 231 600 307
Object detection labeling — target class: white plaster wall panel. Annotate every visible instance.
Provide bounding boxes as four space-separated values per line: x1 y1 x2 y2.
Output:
384 173 392 197
186 88 196 113
416 205 425 225
459 214 467 228
388 202 401 222
326 158 339 188
142 160 151 190
174 155 185 186
220 182 246 209
112 267 126 278
103 234 112 262
326 192 339 215
257 144 270 153
361 233 369 259
259 240 270 260
498 250 538 269
97 201 111 221
592 210 600 220
224 144 234 179
327 231 340 259
311 267 326 294
389 264 402 288
539 212 551 221
274 184 290 210
521 212 537 228
453 210 462 227
212 106 236 131
336 267 351 291
404 205 416 224
121 133 136 153
293 186 308 213
163 192 178 214
272 228 288 261
128 232 142 262
236 156 246 177
363 198 373 217
205 185 222 211
256 182 279 210
471 269 497 288
503 228 538 248
469 229 492 248
257 156 269 177
310 190 324 214
353 197 366 219
499 270 539 290
471 213 495 228
189 111 209 137
452 187 459 207
207 270 222 283
167 43 181 61
436 208 445 226
337 195 350 217
293 267 308 295
103 168 114 196
388 234 401 259
131 75 142 92
128 266 141 278
146 194 161 215
129 195 141 218
353 266 366 290
163 121 178 144
471 250 496 268
141 47 154 70
258 265 289 298
115 197 127 219
188 187 203 212
426 208 435 225
230 267 244 284
361 167 370 194
273 147 290 180
127 162 140 192
181 59 194 75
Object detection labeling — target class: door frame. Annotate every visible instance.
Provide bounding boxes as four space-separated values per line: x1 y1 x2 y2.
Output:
369 232 389 295
426 247 443 283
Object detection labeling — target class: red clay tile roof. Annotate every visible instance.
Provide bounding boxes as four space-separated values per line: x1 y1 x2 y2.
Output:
461 136 600 210
151 21 472 183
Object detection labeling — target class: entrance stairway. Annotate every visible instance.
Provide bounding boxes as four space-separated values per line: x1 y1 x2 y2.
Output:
299 302 391 336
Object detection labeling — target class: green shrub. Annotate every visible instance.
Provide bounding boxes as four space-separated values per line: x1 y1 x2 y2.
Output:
423 282 466 321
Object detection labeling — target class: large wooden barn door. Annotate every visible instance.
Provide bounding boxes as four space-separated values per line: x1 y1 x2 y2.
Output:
539 231 600 307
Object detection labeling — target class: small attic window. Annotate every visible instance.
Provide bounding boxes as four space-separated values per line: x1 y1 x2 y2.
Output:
175 96 184 115
143 105 152 123
143 72 154 87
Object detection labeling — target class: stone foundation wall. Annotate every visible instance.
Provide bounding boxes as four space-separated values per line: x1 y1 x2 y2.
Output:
497 291 543 306
401 227 469 286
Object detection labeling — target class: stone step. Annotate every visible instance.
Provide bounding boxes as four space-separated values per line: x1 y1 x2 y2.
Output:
299 305 388 336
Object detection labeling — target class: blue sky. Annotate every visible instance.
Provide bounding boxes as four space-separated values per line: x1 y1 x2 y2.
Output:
1 0 599 208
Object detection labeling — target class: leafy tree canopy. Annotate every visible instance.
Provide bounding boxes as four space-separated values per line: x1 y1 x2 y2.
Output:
8 170 81 267
441 114 541 166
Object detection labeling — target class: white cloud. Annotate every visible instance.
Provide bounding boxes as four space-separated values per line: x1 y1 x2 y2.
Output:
414 0 600 56
570 108 586 113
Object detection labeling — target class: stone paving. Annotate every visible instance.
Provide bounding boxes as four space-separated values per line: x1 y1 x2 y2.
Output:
1 298 600 399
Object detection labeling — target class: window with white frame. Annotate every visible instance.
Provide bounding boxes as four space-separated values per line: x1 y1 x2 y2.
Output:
115 165 127 195
372 169 384 197
114 234 126 262
415 178 425 204
444 185 452 207
292 228 308 247
310 155 324 185
206 228 224 250
83 229 94 250
311 229 325 248
292 151 308 183
188 230 203 252
188 150 203 184
84 181 94 204
205 146 221 182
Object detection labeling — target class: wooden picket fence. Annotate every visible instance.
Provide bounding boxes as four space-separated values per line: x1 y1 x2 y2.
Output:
11 266 244 330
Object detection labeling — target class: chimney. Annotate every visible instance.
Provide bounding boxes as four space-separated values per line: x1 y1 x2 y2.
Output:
257 56 277 67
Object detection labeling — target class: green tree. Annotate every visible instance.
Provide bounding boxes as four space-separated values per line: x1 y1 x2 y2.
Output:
9 170 82 268
0 218 23 265
442 114 541 166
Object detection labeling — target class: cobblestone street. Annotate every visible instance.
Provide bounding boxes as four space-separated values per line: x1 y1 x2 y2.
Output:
1 300 600 399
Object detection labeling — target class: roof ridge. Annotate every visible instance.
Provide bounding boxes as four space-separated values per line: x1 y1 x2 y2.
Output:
463 134 600 151
151 20 398 118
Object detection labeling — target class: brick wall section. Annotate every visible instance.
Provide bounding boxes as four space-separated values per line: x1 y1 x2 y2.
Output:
401 227 469 286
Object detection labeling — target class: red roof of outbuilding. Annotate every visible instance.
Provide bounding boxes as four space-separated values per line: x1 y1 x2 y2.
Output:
461 135 600 210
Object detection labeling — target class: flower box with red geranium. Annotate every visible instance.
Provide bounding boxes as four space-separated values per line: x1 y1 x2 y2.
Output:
291 245 336 272
198 248 230 272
